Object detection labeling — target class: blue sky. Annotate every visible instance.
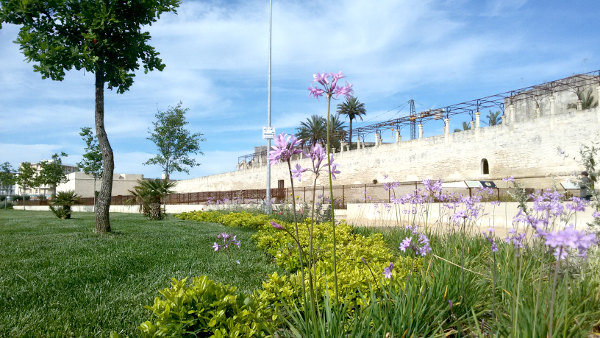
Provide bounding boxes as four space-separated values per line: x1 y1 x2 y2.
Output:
1 0 599 179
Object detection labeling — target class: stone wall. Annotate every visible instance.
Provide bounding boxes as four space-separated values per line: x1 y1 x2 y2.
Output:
174 103 600 193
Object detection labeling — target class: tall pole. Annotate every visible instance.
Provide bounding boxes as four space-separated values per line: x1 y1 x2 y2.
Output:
265 0 272 213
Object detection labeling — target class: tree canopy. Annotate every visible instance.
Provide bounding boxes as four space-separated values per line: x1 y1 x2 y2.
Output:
296 114 346 149
36 152 69 196
145 102 205 180
0 162 16 191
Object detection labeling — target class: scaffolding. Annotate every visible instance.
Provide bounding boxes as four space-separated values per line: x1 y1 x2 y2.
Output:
353 70 600 139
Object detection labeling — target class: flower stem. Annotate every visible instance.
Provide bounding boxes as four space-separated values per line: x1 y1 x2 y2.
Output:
548 247 562 338
325 93 339 304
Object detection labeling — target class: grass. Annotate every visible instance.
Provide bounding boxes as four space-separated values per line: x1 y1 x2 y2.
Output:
0 210 281 336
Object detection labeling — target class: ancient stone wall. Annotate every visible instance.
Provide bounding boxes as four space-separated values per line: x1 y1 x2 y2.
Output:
174 100 600 193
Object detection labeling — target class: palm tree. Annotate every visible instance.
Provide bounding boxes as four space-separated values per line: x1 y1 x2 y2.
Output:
49 190 80 219
454 121 471 133
296 115 327 147
567 88 598 110
486 111 502 126
126 179 175 220
337 97 366 148
296 115 346 150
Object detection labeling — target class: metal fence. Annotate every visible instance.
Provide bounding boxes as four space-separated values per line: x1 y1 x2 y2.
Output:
14 176 579 208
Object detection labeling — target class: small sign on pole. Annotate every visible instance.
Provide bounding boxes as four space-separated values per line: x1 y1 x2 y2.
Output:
262 126 275 139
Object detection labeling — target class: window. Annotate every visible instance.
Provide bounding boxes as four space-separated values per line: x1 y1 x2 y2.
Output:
278 180 284 189
481 159 489 175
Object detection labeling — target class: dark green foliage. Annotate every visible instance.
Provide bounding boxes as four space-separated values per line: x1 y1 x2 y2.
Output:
16 162 37 198
296 114 346 149
337 96 366 146
36 152 69 196
49 190 80 219
454 121 472 132
77 127 103 179
144 102 205 180
0 162 15 190
126 179 175 220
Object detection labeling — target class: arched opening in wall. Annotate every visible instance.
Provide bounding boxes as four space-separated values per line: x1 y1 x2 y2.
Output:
481 159 489 175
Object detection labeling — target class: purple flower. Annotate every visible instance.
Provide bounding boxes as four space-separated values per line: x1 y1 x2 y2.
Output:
212 242 220 252
291 163 307 181
330 161 341 180
383 262 394 279
399 237 412 252
544 226 597 259
308 72 353 100
593 211 600 218
504 229 526 249
566 197 587 212
502 176 515 183
452 209 467 223
270 221 284 230
268 133 303 164
483 228 498 253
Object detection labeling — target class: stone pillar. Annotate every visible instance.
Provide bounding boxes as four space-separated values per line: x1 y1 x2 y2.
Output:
508 104 515 124
444 118 450 138
550 96 556 116
475 112 481 128
340 141 346 153
375 133 382 146
418 123 423 139
535 105 541 118
501 115 506 125
395 129 401 143
470 121 475 130
356 137 361 150
577 100 583 111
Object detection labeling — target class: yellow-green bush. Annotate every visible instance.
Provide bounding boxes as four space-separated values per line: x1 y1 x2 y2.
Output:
139 276 273 337
175 210 227 223
219 212 270 230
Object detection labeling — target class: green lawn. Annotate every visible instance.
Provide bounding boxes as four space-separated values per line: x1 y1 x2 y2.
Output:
0 210 281 336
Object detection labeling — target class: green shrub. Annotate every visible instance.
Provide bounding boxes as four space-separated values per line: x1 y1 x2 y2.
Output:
175 210 228 223
219 211 270 229
139 276 273 337
49 190 80 219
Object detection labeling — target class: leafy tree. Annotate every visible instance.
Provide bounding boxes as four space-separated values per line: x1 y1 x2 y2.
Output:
78 127 103 209
567 88 598 110
0 162 15 193
337 97 366 148
486 111 502 126
37 152 69 196
296 114 346 149
0 0 180 233
144 102 204 180
16 162 36 209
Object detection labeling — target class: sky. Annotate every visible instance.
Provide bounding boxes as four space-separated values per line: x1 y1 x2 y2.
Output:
1 0 599 180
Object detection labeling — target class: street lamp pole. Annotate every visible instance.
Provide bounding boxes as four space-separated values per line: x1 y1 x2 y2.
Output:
265 0 272 213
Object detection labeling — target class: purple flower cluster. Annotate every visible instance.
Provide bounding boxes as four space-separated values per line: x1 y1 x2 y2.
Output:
566 196 588 213
213 232 241 252
268 133 303 164
399 226 432 256
544 226 597 260
270 220 285 230
483 228 498 252
308 72 353 99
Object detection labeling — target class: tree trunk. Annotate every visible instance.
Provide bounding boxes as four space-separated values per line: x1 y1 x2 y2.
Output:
348 118 353 149
94 70 114 233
